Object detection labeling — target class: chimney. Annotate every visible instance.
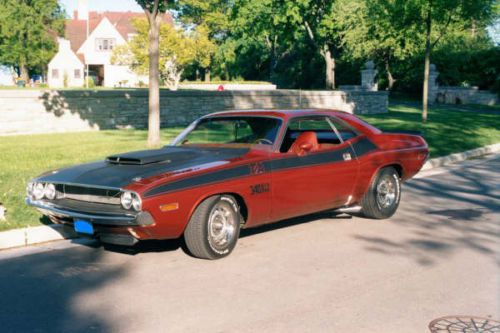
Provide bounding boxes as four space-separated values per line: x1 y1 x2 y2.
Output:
77 0 89 20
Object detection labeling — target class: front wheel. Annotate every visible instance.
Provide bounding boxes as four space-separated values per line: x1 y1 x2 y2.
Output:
361 167 401 219
184 195 241 260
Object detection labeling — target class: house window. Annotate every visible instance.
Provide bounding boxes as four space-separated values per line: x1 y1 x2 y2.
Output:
74 69 81 79
52 69 59 79
96 38 116 51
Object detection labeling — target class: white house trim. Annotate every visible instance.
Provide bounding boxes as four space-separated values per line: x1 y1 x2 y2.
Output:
48 38 84 88
76 17 127 66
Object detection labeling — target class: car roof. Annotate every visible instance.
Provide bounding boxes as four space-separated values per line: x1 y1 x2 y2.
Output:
205 109 381 135
207 109 351 120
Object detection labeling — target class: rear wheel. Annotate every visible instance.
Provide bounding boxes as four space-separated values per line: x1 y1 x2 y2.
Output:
184 195 241 260
361 167 401 219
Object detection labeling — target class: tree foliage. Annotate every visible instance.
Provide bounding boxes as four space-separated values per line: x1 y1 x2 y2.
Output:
111 18 215 90
173 0 499 94
0 0 65 80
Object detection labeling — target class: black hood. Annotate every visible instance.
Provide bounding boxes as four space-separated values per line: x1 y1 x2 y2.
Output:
35 146 249 188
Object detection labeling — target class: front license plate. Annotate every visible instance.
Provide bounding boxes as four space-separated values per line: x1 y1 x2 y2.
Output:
74 219 94 235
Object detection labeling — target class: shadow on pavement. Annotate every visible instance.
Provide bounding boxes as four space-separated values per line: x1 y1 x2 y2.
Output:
0 244 123 333
240 211 351 238
101 211 351 256
352 155 500 266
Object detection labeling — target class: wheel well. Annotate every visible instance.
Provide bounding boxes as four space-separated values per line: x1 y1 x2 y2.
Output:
188 192 249 230
224 193 248 223
384 164 403 178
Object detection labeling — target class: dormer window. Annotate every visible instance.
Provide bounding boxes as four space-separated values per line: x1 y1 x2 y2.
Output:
96 38 115 51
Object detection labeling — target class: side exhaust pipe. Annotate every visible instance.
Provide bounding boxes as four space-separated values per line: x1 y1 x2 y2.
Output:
334 205 362 214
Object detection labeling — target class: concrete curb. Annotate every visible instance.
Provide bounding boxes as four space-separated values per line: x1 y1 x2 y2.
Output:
0 224 77 250
421 142 500 171
0 142 499 251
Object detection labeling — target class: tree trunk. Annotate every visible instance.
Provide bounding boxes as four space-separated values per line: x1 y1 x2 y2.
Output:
224 64 230 81
269 37 278 83
422 2 432 123
269 54 277 83
204 68 211 82
385 61 396 90
322 45 335 90
20 64 29 83
147 15 162 147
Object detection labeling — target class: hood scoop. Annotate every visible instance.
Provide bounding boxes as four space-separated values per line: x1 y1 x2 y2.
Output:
106 156 167 165
106 147 201 165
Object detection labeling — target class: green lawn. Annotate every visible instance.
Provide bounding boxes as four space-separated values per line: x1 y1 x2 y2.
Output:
360 102 500 158
0 102 499 231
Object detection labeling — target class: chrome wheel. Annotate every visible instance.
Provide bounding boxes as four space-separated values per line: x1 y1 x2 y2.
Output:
207 202 237 252
376 176 397 209
361 167 401 219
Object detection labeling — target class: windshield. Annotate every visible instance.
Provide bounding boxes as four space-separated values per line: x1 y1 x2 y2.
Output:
172 116 282 146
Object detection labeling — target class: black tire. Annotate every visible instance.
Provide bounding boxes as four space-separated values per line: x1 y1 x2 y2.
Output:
361 167 401 219
184 195 241 260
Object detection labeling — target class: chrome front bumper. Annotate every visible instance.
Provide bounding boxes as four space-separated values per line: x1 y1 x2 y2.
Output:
26 198 154 226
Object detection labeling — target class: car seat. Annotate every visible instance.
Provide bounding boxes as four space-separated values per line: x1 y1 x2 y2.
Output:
288 131 319 155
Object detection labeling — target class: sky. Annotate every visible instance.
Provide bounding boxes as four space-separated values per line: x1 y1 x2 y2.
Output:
59 0 143 16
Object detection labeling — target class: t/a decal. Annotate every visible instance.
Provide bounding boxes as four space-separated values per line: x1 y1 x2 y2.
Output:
250 183 270 195
249 162 265 175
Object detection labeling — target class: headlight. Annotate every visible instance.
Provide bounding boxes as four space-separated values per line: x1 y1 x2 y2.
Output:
44 183 56 200
121 191 133 210
121 191 142 211
132 194 142 211
33 183 45 200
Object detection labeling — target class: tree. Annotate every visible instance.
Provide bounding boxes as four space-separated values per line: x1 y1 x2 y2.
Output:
177 0 232 81
336 0 424 90
277 0 342 89
135 0 175 147
112 18 214 90
416 0 495 122
230 0 296 83
0 0 65 81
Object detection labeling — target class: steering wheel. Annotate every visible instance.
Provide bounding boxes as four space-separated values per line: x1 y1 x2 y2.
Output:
254 138 273 145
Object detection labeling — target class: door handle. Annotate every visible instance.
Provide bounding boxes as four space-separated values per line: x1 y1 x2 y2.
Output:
343 152 352 161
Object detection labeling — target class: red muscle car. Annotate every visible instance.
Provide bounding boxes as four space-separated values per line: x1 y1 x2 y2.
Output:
26 109 428 259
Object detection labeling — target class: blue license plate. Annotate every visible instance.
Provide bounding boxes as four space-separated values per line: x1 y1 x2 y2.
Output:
74 219 94 235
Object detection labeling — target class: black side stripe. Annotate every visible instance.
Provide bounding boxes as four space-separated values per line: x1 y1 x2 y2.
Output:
351 137 378 157
144 164 250 197
144 137 377 198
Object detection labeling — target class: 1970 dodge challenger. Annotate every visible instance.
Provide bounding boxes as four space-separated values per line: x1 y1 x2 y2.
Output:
27 109 428 259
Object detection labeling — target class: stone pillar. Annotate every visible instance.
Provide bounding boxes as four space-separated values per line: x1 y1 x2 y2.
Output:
361 60 378 91
428 64 439 104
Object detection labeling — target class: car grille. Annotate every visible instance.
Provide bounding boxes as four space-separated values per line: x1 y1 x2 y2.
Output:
55 184 121 205
50 198 131 215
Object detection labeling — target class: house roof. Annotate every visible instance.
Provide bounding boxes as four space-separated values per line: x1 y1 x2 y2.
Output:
65 11 174 54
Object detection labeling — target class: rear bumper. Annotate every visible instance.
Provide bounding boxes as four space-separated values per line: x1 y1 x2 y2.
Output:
26 198 154 227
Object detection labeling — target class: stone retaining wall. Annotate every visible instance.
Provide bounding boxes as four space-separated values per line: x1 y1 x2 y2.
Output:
436 87 498 106
0 89 388 136
179 83 277 90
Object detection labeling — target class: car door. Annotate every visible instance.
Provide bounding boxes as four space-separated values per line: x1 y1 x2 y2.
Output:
269 115 360 221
